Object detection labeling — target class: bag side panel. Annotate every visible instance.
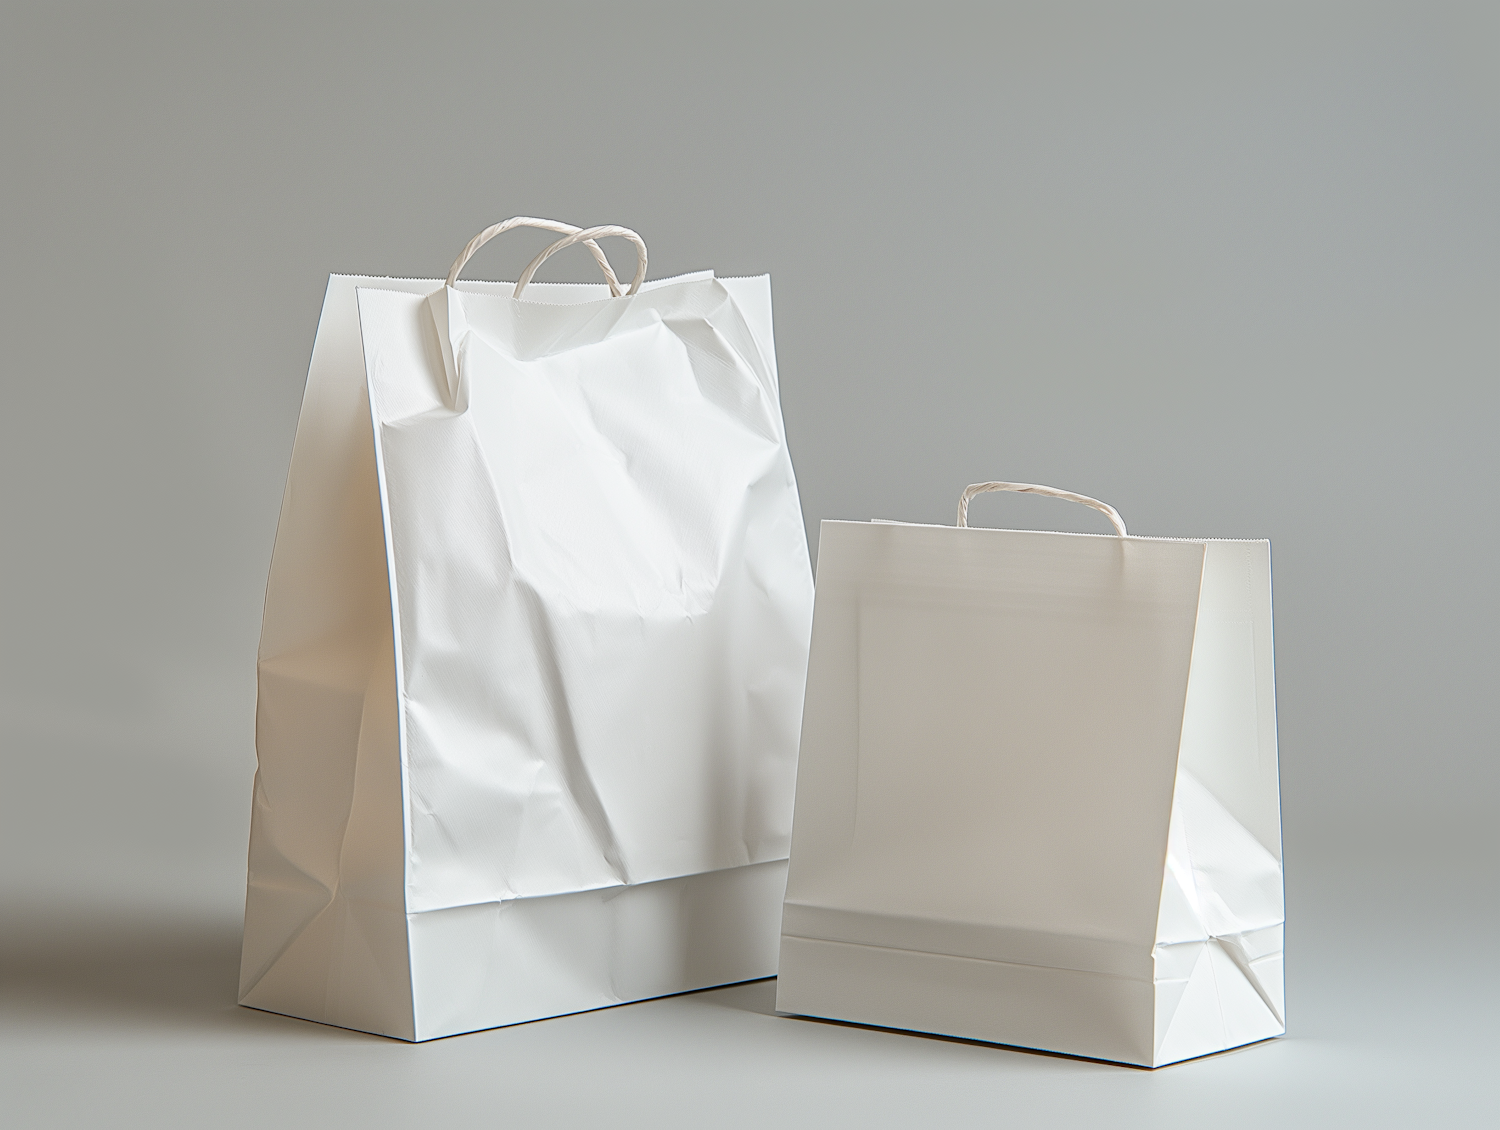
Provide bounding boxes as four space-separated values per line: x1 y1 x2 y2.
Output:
239 276 423 1040
717 275 779 397
1152 540 1283 1065
1177 540 1281 857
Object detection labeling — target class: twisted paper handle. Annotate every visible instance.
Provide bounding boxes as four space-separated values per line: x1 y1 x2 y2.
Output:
445 216 644 297
514 225 647 299
957 482 1128 536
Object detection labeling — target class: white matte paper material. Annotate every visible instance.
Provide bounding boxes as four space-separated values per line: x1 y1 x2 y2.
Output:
241 270 813 1041
776 518 1282 1067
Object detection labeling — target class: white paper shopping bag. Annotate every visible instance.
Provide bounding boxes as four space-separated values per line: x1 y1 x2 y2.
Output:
776 482 1283 1067
240 218 814 1041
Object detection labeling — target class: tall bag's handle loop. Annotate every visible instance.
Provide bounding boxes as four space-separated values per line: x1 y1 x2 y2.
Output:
514 225 648 299
445 217 628 296
957 482 1129 537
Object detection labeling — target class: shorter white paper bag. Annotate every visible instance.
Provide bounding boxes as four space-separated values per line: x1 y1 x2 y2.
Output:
776 482 1283 1067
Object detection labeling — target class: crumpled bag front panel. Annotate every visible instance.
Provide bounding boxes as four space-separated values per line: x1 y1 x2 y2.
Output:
358 277 813 916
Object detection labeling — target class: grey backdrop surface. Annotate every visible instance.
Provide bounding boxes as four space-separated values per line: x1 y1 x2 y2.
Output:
1 2 1494 1127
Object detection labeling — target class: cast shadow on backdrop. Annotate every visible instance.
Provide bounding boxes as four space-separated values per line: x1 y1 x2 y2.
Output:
0 907 792 1044
0 909 1282 1069
0 913 372 1043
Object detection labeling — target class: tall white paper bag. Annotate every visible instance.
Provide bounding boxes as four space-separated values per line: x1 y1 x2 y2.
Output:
241 219 814 1041
776 483 1282 1067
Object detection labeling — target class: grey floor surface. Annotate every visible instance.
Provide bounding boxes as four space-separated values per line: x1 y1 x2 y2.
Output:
2 743 1493 1129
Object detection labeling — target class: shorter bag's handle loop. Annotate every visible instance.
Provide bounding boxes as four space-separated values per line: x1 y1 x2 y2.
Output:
445 217 624 295
514 225 648 299
957 481 1128 536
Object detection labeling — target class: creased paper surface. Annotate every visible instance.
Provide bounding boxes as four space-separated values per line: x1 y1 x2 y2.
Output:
242 272 811 1040
360 274 813 917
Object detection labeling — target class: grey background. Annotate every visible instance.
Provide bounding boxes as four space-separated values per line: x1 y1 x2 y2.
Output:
2 1 1494 1125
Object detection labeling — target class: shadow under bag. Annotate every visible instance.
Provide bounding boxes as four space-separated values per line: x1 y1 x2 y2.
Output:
241 219 814 1040
776 483 1283 1067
